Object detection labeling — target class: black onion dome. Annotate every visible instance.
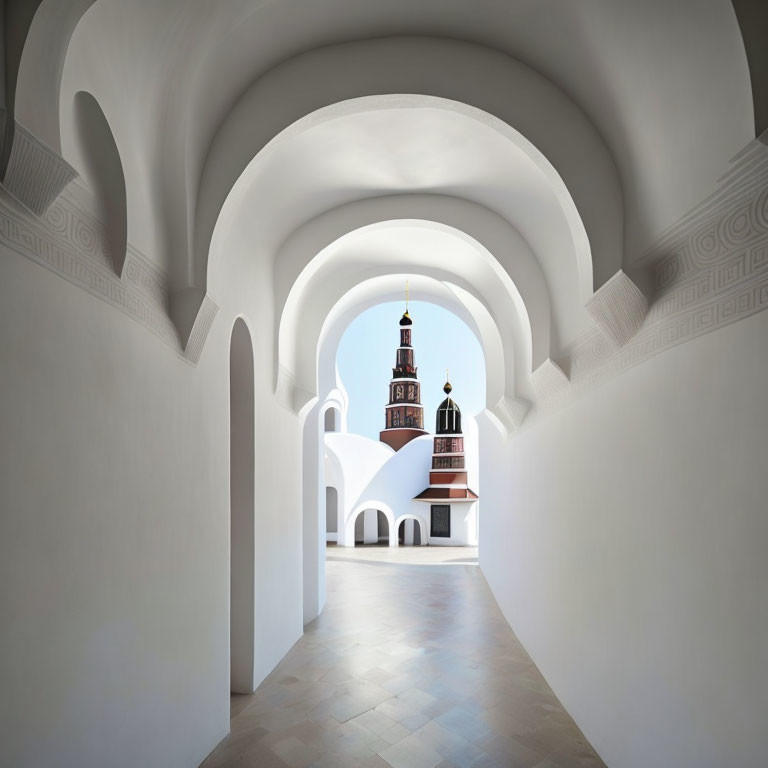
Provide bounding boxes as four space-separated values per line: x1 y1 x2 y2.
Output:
399 310 412 326
436 392 462 434
438 396 460 413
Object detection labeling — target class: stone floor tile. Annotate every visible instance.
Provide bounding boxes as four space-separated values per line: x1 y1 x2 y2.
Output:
477 733 546 768
379 733 444 768
268 736 322 768
378 721 413 745
434 707 493 745
399 712 431 731
350 709 400 737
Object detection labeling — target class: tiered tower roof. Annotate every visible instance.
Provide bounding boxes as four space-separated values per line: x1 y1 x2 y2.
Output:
414 379 479 502
379 292 428 451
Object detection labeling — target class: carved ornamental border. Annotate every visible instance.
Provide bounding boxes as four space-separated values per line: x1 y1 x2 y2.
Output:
0 133 766 397
0 184 218 364
539 134 768 417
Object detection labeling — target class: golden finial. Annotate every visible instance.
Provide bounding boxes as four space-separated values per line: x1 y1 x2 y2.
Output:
444 369 452 395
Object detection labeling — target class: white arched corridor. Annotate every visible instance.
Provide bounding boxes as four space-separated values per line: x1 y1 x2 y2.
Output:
1 4 768 768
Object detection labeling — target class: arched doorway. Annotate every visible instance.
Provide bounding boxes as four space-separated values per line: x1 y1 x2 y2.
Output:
325 486 338 543
353 508 390 546
324 407 340 432
397 516 427 546
230 318 255 695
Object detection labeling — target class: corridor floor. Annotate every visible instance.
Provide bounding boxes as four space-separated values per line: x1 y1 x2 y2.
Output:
202 547 605 768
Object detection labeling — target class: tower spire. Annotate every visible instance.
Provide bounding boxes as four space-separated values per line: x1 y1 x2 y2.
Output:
380 301 427 450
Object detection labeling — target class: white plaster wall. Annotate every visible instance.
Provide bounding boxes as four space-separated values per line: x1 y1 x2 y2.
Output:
480 309 768 768
426 504 477 547
0 241 303 767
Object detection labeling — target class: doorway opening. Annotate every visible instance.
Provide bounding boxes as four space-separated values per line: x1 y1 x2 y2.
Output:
230 318 255 697
325 486 338 543
397 516 426 546
353 508 391 546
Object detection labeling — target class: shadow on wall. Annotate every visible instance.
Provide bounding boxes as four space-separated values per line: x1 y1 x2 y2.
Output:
230 318 255 695
73 91 127 275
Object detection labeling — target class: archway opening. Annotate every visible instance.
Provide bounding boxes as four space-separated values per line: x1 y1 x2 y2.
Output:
352 508 391 546
324 407 340 432
229 318 255 697
325 486 338 543
315 297 484 588
398 517 425 546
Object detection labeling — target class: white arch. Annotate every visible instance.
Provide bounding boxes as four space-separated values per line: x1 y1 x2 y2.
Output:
273 194 572 366
208 92 596 302
302 386 349 623
318 389 347 434
14 0 96 151
346 502 397 548
200 40 621 296
312 274 521 434
279 223 536 430
198 91 609 358
395 514 429 547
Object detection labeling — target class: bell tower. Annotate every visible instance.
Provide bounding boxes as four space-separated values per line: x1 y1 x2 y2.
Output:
379 287 428 451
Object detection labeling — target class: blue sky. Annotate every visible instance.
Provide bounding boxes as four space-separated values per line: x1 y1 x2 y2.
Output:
337 301 486 440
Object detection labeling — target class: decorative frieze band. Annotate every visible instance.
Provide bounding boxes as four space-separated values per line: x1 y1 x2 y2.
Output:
2 122 77 215
1 120 765 389
0 186 185 356
536 132 768 418
585 270 648 348
184 293 219 364
123 246 170 311
531 358 569 400
492 395 530 432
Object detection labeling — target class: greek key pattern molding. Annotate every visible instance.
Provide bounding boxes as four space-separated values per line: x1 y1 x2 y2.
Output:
0 186 184 355
585 270 648 348
539 134 768 418
531 358 569 401
184 293 220 365
3 122 78 215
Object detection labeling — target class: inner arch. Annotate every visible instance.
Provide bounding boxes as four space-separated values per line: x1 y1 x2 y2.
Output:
279 222 536 431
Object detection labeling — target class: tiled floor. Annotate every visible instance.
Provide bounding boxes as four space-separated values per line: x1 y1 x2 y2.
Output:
201 546 605 768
